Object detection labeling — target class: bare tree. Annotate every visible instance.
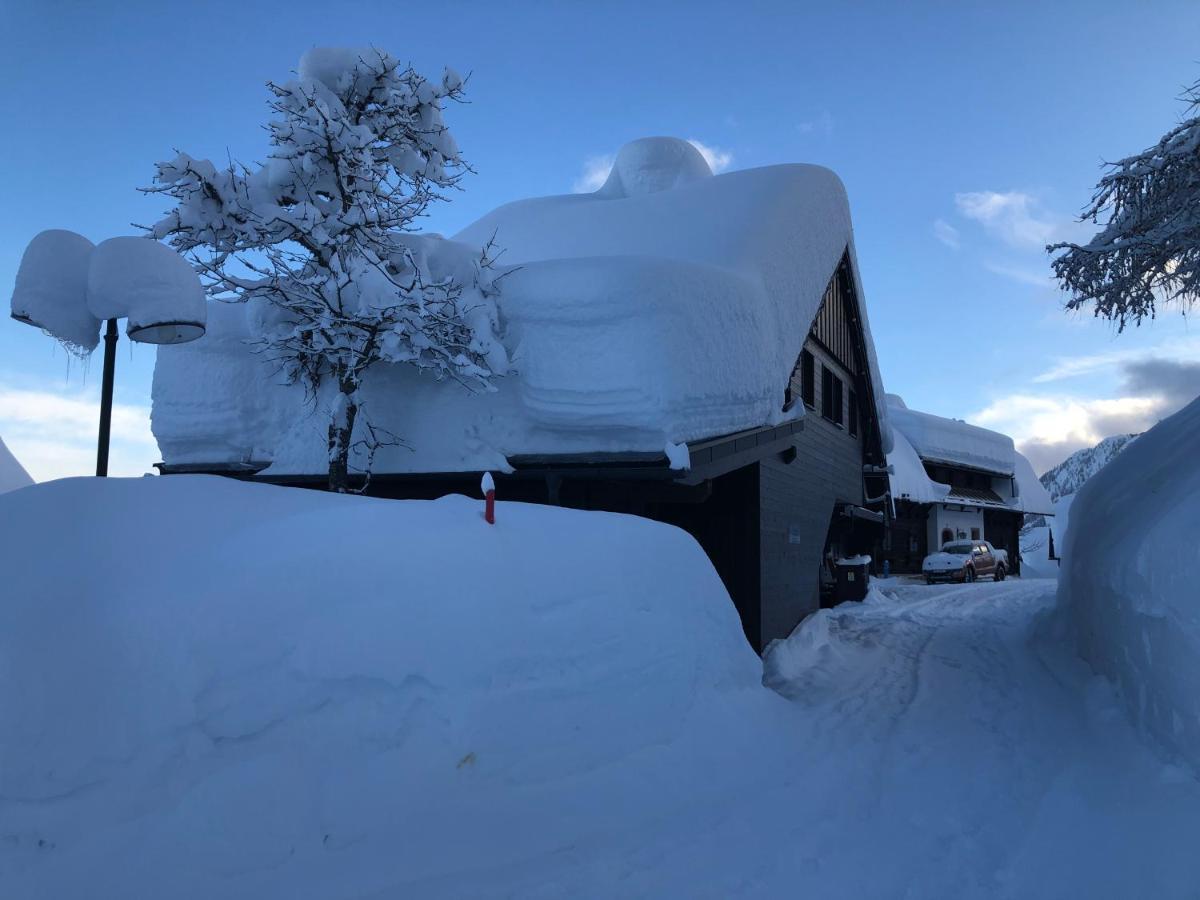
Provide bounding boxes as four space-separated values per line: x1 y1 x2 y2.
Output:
1049 80 1200 330
145 48 506 491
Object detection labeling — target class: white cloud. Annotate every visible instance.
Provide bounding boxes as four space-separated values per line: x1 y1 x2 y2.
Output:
686 139 733 174
572 139 733 193
973 393 1161 447
1032 336 1200 383
955 190 1060 248
969 346 1200 473
0 380 156 482
971 392 1164 474
933 219 960 250
572 153 615 193
982 260 1053 288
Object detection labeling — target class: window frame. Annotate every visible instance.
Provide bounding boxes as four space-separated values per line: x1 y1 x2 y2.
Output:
800 349 815 409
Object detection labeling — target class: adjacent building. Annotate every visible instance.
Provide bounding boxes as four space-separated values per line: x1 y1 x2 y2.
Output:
883 396 1053 575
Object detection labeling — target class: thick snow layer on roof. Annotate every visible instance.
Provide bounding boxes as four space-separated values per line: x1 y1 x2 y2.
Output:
10 229 101 354
151 139 891 474
888 403 1014 475
0 436 33 494
886 426 951 504
1010 450 1054 516
1057 394 1200 771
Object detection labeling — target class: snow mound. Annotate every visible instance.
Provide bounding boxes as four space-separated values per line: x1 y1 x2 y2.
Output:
597 136 713 197
9 229 100 353
87 237 207 342
0 476 789 897
1057 395 1200 771
0 436 33 493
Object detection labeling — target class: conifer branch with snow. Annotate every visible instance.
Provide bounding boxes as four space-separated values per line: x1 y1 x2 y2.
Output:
144 47 506 491
1049 80 1200 331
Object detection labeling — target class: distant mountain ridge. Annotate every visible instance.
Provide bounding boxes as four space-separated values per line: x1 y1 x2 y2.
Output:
1038 434 1139 502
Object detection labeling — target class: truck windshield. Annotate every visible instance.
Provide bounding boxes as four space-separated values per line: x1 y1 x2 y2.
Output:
942 543 973 555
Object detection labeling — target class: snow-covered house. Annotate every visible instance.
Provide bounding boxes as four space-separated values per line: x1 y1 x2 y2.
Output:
152 137 894 650
884 395 1052 574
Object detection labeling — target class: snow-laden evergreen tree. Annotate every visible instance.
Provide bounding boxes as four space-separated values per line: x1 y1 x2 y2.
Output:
146 47 507 491
1049 80 1200 330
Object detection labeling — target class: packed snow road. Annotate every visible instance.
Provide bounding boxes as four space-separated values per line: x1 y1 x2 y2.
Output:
757 577 1200 898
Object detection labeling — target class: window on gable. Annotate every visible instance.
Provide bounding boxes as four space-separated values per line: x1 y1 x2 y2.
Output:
848 389 859 437
800 349 815 408
821 365 843 426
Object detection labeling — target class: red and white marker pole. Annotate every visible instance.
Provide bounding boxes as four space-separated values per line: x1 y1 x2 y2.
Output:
481 472 496 525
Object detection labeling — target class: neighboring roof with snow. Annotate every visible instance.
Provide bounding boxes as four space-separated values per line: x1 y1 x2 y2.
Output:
885 396 1053 516
0 436 34 494
888 404 1014 475
152 137 892 474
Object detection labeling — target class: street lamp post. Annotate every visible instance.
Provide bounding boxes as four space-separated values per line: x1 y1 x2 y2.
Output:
10 231 207 477
96 318 119 477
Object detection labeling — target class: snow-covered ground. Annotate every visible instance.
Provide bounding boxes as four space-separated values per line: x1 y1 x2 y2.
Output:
2 478 1198 898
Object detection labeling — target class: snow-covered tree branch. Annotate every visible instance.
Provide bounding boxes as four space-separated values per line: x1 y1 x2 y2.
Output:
144 47 507 491
1049 80 1200 331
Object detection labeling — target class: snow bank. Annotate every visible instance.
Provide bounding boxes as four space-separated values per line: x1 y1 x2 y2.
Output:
0 476 791 897
0 436 33 493
1057 395 1200 770
9 229 100 353
152 141 892 474
889 403 1014 474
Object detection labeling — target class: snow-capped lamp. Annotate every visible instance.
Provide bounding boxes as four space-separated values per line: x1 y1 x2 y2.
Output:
481 471 496 525
10 230 207 476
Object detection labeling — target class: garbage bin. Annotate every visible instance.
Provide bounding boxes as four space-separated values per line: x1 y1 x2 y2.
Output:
834 555 871 603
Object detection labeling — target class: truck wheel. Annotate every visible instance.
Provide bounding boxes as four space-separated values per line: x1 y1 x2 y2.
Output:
965 567 975 583
995 565 1006 581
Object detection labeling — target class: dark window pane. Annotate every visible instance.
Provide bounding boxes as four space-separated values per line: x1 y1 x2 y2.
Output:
821 365 834 419
833 376 844 426
801 349 815 408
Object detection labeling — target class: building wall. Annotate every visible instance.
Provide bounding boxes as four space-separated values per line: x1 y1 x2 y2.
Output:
928 504 984 550
759 337 865 645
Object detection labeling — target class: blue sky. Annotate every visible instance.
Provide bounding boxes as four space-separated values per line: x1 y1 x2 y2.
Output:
3 0 1199 479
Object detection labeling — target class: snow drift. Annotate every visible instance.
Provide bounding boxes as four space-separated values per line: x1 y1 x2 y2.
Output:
1057 395 1200 770
152 137 892 475
0 476 792 898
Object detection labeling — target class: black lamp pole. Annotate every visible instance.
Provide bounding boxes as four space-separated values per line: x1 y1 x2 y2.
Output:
95 317 118 477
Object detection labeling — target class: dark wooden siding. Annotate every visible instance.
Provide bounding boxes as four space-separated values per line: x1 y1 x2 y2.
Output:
983 508 1023 575
759 337 866 643
653 465 762 648
810 263 860 375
